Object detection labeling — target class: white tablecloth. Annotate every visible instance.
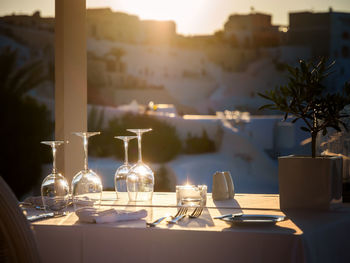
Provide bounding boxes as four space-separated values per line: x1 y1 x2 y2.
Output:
31 192 350 263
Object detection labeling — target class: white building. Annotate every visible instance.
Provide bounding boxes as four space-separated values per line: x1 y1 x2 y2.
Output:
289 9 350 92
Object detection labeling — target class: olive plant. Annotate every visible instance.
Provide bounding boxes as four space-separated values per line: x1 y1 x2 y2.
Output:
259 58 350 157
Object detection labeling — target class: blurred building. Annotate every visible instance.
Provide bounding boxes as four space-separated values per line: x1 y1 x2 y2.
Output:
87 8 140 43
86 8 176 44
223 12 281 47
0 11 54 31
288 10 349 58
147 101 178 117
289 9 350 91
140 20 176 44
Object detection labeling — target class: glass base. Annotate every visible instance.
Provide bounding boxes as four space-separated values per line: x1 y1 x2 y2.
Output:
128 191 153 202
73 193 102 210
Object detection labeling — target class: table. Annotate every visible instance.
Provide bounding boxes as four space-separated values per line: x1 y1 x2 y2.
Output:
31 192 350 263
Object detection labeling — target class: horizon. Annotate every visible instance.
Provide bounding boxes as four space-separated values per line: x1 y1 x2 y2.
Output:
1 0 350 35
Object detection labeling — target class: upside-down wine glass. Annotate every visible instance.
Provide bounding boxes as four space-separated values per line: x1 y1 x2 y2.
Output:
114 136 137 199
41 141 69 214
126 129 154 202
71 132 103 210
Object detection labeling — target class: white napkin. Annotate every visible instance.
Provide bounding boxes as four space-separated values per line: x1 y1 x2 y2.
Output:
75 207 148 224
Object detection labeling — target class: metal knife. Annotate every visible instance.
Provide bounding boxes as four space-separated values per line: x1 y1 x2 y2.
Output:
27 212 65 222
214 212 243 219
27 212 55 222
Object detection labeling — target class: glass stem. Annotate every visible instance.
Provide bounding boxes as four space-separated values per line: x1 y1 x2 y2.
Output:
84 136 88 171
52 145 57 174
124 140 128 165
138 133 142 162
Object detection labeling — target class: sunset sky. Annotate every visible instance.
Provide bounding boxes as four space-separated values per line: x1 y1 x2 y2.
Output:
1 0 350 35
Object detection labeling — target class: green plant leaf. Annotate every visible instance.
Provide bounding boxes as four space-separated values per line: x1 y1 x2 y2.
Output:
258 104 274 110
291 117 300 123
330 125 341 132
258 92 272 100
322 128 327 136
300 126 310 132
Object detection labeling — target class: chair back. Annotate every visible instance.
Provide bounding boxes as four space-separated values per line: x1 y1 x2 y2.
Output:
0 176 41 262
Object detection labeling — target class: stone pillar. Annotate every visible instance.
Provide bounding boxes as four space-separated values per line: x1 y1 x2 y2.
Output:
55 0 87 183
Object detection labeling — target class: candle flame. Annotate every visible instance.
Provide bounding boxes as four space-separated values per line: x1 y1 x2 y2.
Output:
185 175 191 186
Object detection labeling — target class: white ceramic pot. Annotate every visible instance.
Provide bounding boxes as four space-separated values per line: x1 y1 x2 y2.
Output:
278 155 342 210
212 172 229 201
223 171 235 199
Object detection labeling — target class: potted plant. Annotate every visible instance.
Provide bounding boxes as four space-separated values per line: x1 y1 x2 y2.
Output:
259 58 350 209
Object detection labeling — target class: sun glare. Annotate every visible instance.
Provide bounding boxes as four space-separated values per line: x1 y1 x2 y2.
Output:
110 0 211 35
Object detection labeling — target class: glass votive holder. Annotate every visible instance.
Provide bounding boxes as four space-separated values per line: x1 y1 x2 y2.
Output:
176 185 207 207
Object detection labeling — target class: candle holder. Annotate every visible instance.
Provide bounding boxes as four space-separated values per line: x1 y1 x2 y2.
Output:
176 185 207 207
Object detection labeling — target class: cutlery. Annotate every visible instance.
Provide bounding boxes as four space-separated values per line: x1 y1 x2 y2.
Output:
19 201 73 210
19 202 45 210
214 212 243 219
27 212 66 222
146 216 168 227
189 207 203 218
167 207 188 224
221 214 286 225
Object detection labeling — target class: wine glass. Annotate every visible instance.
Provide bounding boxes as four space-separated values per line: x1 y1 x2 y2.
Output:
126 128 154 202
71 132 103 210
114 136 137 199
41 141 69 214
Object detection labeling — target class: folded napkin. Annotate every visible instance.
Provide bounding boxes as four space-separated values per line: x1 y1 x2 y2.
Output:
75 207 148 224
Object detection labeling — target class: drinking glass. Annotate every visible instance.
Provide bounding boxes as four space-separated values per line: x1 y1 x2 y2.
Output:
114 136 137 199
41 141 69 214
71 132 103 210
126 129 154 201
